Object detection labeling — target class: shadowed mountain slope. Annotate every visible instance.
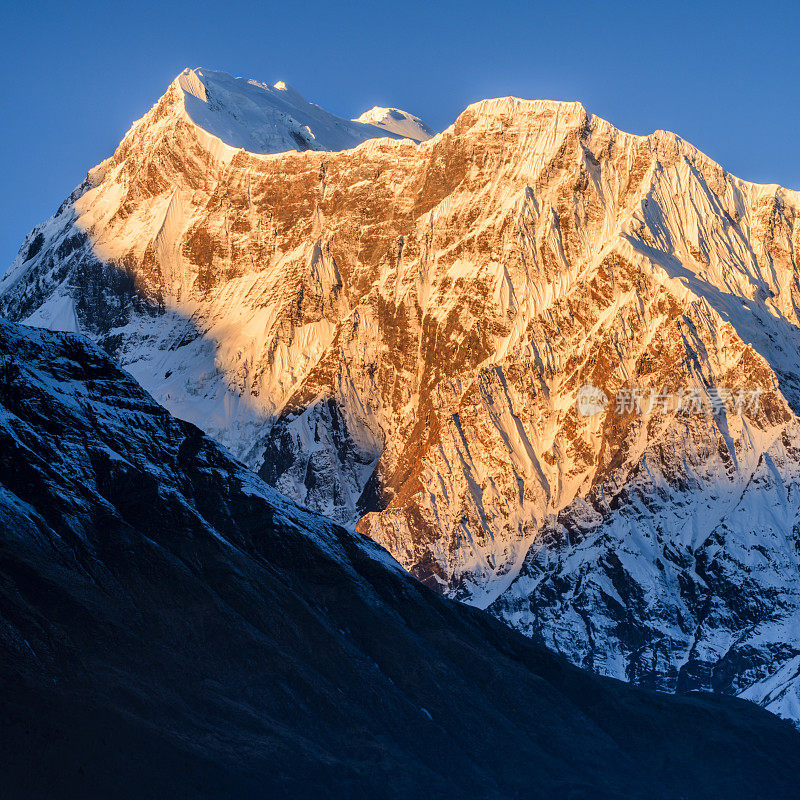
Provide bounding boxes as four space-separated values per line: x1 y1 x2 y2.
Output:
1 318 799 798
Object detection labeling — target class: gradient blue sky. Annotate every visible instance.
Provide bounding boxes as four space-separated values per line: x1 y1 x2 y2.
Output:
1 0 798 270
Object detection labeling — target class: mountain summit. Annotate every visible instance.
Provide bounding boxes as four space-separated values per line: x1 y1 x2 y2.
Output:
173 68 433 154
4 70 800 727
353 106 435 141
179 67 436 152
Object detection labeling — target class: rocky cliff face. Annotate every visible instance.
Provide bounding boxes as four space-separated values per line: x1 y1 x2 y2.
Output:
4 68 800 725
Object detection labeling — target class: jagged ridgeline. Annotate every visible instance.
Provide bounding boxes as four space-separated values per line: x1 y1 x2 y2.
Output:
4 67 800 726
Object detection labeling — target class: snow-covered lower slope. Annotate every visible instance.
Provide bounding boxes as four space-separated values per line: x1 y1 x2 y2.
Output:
491 409 800 720
6 72 800 727
353 106 435 141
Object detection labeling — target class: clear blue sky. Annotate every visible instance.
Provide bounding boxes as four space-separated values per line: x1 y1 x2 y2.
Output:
1 0 798 271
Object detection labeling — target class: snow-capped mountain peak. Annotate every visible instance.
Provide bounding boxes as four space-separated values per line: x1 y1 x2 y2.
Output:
7 69 800 732
353 105 435 141
174 67 418 154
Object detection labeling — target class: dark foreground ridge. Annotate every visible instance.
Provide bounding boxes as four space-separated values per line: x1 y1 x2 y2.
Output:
0 318 798 799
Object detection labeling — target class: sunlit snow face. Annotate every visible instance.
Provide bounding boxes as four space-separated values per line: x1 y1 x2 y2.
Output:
576 384 608 417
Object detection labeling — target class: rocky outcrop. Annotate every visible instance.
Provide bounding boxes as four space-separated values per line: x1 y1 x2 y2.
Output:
5 69 800 724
